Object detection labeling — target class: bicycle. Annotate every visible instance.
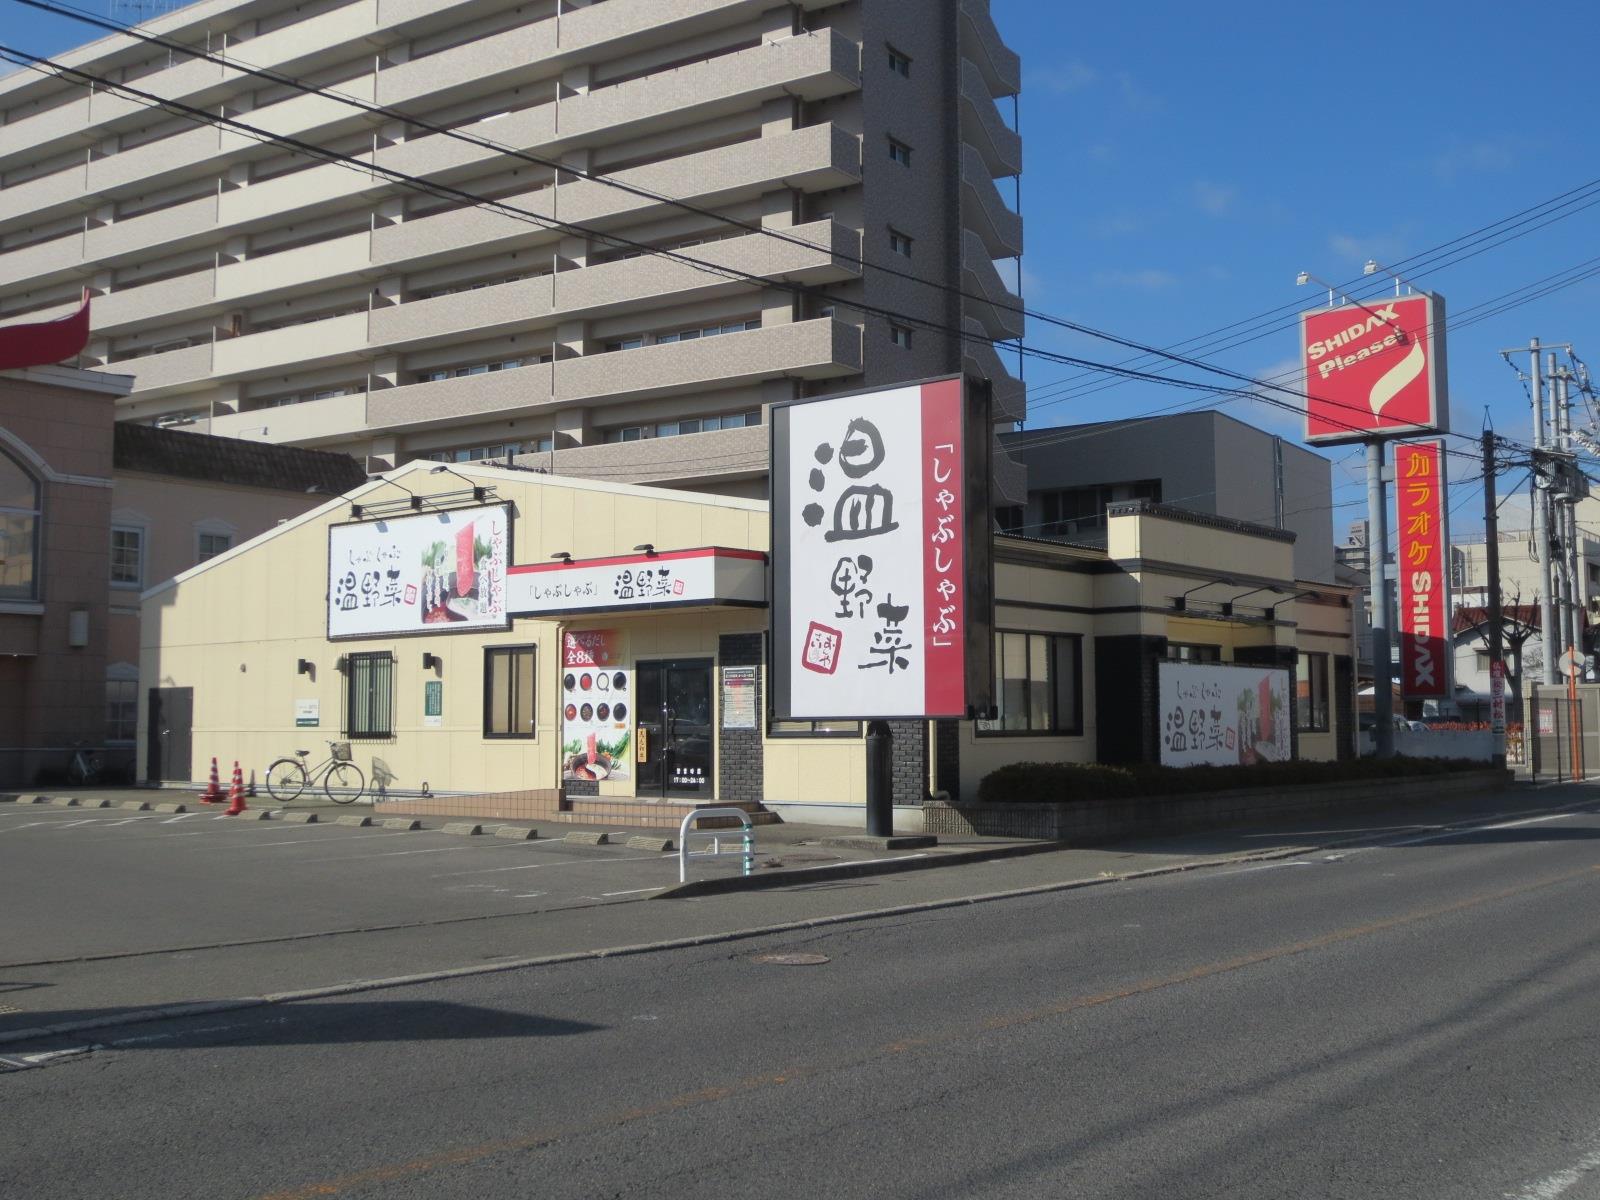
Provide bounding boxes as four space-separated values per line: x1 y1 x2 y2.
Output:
68 742 103 787
264 740 365 804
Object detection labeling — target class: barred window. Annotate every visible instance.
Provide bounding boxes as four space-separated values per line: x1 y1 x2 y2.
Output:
344 652 394 738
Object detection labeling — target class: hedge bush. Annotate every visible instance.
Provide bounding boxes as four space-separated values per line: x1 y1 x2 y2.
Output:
976 757 1488 805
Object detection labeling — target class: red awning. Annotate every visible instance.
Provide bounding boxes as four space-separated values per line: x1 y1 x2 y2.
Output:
0 291 91 370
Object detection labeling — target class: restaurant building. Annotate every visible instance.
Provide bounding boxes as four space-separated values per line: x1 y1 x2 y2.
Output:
139 459 1357 827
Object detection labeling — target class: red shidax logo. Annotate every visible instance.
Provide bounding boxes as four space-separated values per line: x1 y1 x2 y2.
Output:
1301 294 1443 442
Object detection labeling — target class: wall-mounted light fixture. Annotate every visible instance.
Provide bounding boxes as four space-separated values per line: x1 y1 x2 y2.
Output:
1220 585 1283 618
296 658 314 676
550 551 572 564
632 543 656 556
422 652 441 673
1267 589 1320 619
335 655 349 674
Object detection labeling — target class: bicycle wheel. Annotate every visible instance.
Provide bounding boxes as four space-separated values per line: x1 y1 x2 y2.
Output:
324 761 365 804
265 758 309 802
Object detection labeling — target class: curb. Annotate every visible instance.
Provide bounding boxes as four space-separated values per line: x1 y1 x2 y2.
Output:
3 791 1595 1054
659 839 1059 897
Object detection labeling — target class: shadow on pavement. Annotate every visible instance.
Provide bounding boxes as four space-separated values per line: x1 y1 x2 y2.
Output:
5 1000 603 1049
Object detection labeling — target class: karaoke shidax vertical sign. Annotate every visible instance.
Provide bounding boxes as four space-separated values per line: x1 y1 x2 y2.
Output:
771 377 993 720
1396 440 1451 699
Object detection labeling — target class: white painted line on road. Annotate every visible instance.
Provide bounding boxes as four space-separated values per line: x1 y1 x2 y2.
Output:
0 822 48 833
214 830 422 850
512 891 547 899
429 852 661 878
299 841 537 864
602 886 667 897
52 819 100 829
1506 1136 1600 1199
104 816 154 826
799 853 930 870
161 813 197 824
1383 811 1576 849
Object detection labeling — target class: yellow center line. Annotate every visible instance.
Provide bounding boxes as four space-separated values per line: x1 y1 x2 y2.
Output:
254 863 1600 1200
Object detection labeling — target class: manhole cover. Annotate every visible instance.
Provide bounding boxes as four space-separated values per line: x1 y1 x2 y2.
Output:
751 953 830 966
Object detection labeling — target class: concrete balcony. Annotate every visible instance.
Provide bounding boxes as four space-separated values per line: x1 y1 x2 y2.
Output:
960 60 1021 179
216 232 376 308
551 422 767 488
85 122 225 198
94 271 216 335
558 317 858 405
209 390 371 448
961 144 1022 260
558 31 860 143
218 158 385 228
372 275 556 350
84 193 220 271
962 319 1026 425
960 0 1022 97
100 341 213 395
379 102 556 184
224 1 381 80
992 439 1026 507
961 230 1024 342
0 230 87 292
212 312 371 381
367 361 557 432
0 58 226 172
377 18 558 108
555 218 859 315
371 123 858 272
0 161 92 232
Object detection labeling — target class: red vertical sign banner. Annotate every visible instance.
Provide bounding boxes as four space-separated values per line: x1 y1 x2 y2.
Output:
920 378 966 716
1396 440 1451 699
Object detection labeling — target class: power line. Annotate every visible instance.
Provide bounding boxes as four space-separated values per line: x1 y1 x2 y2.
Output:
0 10 1559 454
1 42 1481 454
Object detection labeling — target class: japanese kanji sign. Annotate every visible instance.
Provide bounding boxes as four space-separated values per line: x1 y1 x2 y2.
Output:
771 376 994 720
327 504 510 639
1300 293 1448 444
1395 440 1451 699
505 547 764 617
1158 663 1292 767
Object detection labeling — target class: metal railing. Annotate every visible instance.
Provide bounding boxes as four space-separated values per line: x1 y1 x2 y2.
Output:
678 807 754 884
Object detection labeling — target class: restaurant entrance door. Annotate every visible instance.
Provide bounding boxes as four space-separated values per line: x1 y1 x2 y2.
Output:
635 659 714 800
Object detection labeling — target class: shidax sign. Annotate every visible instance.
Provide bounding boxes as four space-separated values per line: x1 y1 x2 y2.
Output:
770 376 994 721
1300 292 1448 444
1395 440 1451 699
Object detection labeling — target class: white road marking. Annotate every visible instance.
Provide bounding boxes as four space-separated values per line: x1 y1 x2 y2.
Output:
161 814 197 824
512 892 547 899
0 822 48 833
52 819 99 829
296 843 507 863
104 817 151 826
429 853 661 878
1505 1137 1600 1198
602 886 667 897
1384 811 1575 849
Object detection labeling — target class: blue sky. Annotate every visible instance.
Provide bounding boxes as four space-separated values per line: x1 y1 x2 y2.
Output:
7 1 1600 532
992 0 1600 534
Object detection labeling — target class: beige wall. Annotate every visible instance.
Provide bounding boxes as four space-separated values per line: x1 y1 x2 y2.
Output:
109 473 332 669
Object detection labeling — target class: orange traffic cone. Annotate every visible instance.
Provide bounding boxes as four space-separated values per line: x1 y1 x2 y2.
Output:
199 757 223 804
225 761 247 815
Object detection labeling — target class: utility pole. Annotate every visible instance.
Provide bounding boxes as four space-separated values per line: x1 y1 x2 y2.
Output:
1483 431 1507 768
1556 366 1584 664
1530 341 1559 685
1367 440 1394 756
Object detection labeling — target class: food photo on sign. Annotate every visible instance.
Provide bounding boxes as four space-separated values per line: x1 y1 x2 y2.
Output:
560 631 631 782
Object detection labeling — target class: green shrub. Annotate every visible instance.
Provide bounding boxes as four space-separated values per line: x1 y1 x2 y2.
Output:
976 757 1488 805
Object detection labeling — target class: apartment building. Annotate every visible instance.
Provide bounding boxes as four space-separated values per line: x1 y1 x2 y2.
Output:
0 0 1025 501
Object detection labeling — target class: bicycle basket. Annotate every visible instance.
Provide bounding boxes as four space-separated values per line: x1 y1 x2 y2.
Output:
331 741 353 762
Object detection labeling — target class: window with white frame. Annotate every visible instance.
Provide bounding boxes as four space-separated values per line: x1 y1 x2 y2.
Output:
0 448 41 602
197 531 232 562
110 526 144 587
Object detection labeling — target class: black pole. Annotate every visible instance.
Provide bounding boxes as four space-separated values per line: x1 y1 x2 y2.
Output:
865 720 893 836
1483 430 1507 769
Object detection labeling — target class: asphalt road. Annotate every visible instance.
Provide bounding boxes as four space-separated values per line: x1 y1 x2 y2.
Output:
9 788 1600 1198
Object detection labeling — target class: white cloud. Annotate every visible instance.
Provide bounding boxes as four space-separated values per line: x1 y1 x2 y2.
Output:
1114 71 1163 114
1327 231 1409 267
1092 268 1179 291
1192 180 1236 216
1432 139 1516 180
1090 212 1141 237
1030 61 1098 93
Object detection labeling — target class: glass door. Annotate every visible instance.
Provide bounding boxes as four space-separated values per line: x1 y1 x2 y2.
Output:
634 659 715 799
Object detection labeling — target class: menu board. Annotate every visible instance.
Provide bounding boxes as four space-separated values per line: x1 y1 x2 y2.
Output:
561 630 631 782
721 665 758 730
